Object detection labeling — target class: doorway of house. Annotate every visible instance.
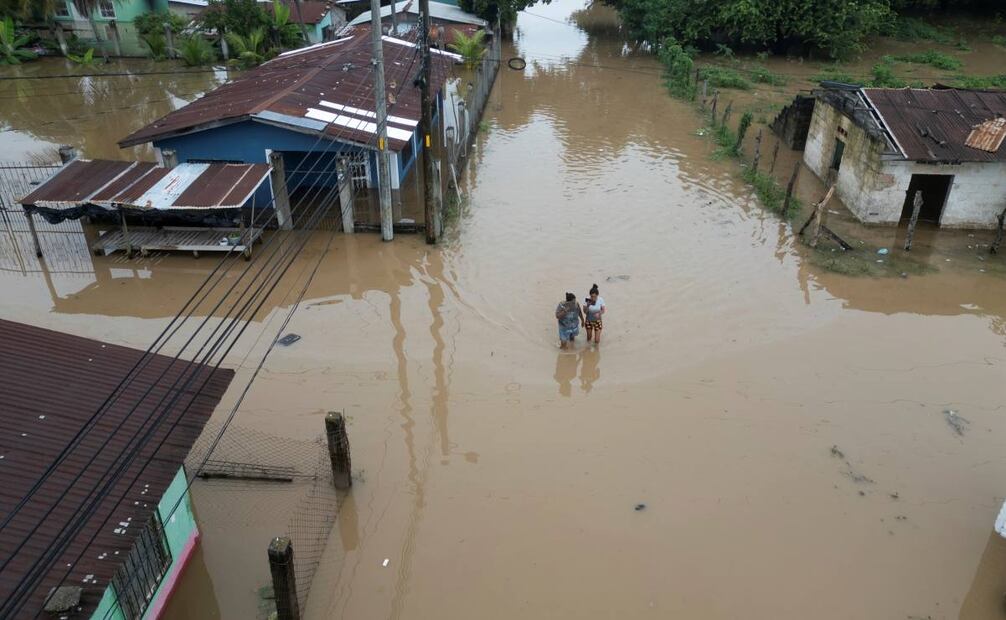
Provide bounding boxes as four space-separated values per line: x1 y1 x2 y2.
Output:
901 174 953 223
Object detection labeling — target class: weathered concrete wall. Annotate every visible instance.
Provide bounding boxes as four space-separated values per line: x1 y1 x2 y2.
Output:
804 100 1006 229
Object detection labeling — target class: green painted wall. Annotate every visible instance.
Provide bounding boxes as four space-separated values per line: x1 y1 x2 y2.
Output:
52 0 168 56
89 466 198 620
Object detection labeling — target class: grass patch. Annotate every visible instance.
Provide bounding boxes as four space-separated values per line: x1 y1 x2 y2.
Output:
889 17 954 44
870 62 906 87
807 243 934 277
741 168 801 218
748 64 787 86
444 189 465 221
811 66 863 85
893 50 963 70
955 74 1006 89
699 66 751 90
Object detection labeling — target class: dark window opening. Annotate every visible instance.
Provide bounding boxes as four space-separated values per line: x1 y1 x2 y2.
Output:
111 513 171 620
830 138 845 172
901 174 953 223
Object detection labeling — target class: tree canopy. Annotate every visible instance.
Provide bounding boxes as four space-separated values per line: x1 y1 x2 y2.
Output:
607 0 1004 59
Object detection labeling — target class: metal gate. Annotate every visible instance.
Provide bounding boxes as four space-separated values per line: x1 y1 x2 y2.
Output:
0 162 92 276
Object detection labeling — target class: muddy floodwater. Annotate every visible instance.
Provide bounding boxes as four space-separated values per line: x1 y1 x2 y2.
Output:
4 2 1006 619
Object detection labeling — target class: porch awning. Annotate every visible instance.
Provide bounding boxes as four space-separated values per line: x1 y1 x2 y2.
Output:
18 159 271 211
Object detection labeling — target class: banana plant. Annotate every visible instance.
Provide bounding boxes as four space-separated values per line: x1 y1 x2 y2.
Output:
0 16 36 65
225 27 267 68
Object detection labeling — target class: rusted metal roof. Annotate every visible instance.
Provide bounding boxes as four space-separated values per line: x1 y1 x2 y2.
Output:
270 0 332 24
862 87 1006 162
118 26 456 152
964 116 1006 152
19 160 271 211
0 319 234 617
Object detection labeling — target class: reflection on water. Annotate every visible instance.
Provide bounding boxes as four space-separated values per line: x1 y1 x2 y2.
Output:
0 58 227 161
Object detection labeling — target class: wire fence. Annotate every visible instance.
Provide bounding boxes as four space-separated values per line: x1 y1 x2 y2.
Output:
0 162 95 276
185 424 340 612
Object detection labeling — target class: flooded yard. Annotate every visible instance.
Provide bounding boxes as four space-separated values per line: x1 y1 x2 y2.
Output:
3 2 1006 619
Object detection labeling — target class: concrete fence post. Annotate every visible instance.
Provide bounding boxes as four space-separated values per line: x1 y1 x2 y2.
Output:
269 151 293 230
268 537 300 620
337 159 355 234
325 412 352 489
58 146 77 164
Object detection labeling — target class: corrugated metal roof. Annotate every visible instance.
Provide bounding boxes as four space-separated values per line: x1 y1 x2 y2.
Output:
964 116 1006 152
117 26 454 152
19 160 271 211
862 87 1006 162
348 0 488 27
0 319 234 618
268 0 332 24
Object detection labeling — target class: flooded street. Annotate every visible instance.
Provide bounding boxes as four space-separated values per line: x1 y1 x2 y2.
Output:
3 2 1006 619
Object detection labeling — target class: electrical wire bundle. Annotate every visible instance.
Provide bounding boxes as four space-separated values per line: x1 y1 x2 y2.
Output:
0 26 452 619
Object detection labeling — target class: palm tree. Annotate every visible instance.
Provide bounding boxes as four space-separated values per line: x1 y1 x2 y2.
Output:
268 0 303 50
448 30 487 69
225 26 267 67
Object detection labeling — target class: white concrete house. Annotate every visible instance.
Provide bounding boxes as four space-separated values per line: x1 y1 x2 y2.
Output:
802 86 1006 229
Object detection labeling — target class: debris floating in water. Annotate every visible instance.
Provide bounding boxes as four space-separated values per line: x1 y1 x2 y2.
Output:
277 333 301 347
634 503 646 511
943 409 970 436
382 558 390 567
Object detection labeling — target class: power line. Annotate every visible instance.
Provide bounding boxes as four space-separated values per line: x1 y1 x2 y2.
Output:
0 40 438 619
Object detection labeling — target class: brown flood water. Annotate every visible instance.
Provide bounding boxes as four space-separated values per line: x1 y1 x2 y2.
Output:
4 2 1006 619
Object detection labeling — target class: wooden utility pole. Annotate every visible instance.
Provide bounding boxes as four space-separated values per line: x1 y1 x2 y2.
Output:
781 161 801 217
419 0 439 244
904 190 923 251
992 206 1006 254
369 0 394 241
807 186 836 248
752 129 763 173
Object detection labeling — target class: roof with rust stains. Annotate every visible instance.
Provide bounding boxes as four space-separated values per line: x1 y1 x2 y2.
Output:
0 320 233 618
19 160 271 210
118 26 458 152
862 87 1006 163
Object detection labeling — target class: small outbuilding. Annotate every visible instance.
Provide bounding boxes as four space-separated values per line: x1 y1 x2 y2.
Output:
801 85 1006 229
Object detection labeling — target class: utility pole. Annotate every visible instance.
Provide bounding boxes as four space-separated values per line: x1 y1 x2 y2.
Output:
369 0 394 241
291 0 310 44
389 0 397 35
419 0 439 244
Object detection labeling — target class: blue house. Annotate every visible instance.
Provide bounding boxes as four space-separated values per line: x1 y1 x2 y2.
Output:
118 26 458 218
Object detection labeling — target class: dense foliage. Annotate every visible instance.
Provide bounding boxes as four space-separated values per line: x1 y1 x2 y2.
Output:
609 0 891 58
448 30 487 68
134 11 189 37
0 15 35 64
201 0 302 66
608 0 1004 59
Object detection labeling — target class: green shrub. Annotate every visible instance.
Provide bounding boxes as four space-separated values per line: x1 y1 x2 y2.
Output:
142 32 167 60
887 16 954 44
0 16 36 65
658 37 696 99
749 65 787 85
134 11 188 37
179 36 215 66
67 48 96 65
699 66 750 90
893 50 962 70
871 62 906 87
811 65 863 84
956 74 1006 89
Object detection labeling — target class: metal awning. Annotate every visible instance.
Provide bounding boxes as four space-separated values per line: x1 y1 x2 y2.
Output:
19 159 271 211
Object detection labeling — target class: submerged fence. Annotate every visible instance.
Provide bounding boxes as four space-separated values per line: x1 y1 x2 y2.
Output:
0 162 93 276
